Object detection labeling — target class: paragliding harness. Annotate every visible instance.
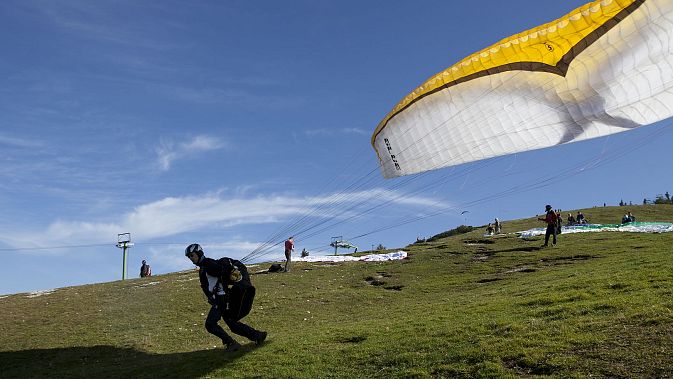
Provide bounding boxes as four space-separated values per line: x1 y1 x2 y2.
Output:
215 258 255 321
268 263 283 272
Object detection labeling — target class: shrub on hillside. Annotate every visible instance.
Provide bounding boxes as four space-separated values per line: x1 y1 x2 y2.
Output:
654 194 673 204
426 225 474 242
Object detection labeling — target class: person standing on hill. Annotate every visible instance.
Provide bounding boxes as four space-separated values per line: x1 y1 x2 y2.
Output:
185 243 267 352
538 204 558 247
284 236 294 272
140 260 151 277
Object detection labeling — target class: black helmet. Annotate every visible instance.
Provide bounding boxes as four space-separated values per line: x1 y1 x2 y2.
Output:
185 243 204 258
545 204 552 211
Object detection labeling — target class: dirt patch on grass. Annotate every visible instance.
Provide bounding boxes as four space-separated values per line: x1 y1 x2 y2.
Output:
504 267 536 274
463 239 496 245
502 356 558 376
477 277 502 283
540 254 599 262
365 272 402 290
493 246 540 253
364 276 385 286
472 254 490 261
336 335 367 343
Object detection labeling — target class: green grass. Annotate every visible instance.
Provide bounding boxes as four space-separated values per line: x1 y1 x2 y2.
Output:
1 204 672 378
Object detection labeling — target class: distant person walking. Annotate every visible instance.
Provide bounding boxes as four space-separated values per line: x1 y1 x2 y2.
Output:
140 260 151 277
494 218 501 234
284 237 294 272
538 204 558 247
185 243 266 352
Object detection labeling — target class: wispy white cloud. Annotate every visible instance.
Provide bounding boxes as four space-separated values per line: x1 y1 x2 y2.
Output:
155 135 226 171
1 188 447 251
153 84 307 109
30 0 179 50
155 141 176 172
305 127 368 137
183 135 224 150
342 128 368 135
0 133 45 149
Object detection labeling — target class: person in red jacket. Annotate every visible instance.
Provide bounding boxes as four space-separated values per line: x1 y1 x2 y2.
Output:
284 236 294 272
538 204 558 247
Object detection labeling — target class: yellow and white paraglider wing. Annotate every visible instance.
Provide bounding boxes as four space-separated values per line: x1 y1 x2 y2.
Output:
373 0 673 178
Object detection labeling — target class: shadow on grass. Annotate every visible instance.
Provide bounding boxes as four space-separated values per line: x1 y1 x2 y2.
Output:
490 246 542 254
0 343 260 378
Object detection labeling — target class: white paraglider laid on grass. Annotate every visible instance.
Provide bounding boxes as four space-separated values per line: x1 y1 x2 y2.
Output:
294 251 407 263
517 222 673 238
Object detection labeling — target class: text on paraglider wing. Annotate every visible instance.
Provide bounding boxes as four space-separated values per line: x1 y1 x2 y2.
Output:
384 138 401 171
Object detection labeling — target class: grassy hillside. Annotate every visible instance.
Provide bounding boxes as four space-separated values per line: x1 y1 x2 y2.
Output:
1 204 672 378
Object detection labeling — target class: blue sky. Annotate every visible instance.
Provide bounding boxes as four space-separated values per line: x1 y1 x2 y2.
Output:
1 0 671 295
